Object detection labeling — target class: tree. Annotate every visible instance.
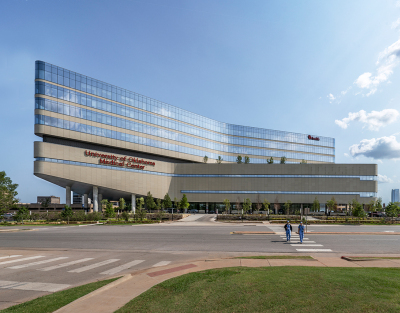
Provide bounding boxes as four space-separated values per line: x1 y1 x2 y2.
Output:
326 197 337 213
242 198 252 215
385 202 400 224
14 206 29 223
136 197 146 221
255 194 262 214
102 199 115 218
267 157 274 164
180 194 190 212
235 197 242 215
283 200 292 215
368 199 376 212
376 197 383 211
280 156 286 164
145 191 156 211
236 155 243 164
223 199 230 214
0 171 19 215
203 155 208 163
118 198 126 212
163 193 172 209
263 199 270 219
216 156 223 164
61 205 74 224
300 159 307 164
41 197 50 210
351 199 366 223
174 197 179 212
156 198 164 222
244 156 250 164
312 197 320 212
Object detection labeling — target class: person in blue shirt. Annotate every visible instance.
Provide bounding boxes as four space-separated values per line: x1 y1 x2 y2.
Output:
298 222 305 243
284 221 292 242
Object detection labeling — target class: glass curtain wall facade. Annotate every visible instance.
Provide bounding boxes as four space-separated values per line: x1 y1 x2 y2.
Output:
35 61 335 164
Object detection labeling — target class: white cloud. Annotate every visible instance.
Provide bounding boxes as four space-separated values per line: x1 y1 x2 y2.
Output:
354 37 400 96
397 1 400 8
392 18 400 30
327 93 335 103
377 174 393 183
349 135 400 159
344 153 349 157
341 86 352 95
335 109 399 131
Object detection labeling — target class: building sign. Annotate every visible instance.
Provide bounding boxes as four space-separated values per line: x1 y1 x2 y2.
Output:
308 135 320 141
84 150 155 170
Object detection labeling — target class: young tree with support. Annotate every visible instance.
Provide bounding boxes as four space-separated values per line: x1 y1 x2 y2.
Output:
216 156 223 164
61 205 74 224
283 200 292 215
267 157 274 164
263 199 270 220
255 194 262 214
280 156 286 164
236 155 243 164
312 197 320 212
244 156 250 164
242 198 252 216
326 197 337 214
385 202 400 224
351 199 366 224
223 198 230 214
203 155 208 163
101 199 116 218
156 198 164 222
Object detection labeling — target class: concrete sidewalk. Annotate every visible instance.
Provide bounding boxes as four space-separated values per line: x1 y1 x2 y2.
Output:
54 254 400 313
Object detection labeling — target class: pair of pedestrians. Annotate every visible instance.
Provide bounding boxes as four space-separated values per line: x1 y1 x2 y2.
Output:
284 221 305 243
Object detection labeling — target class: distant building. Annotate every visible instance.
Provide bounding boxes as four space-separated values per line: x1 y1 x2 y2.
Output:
37 196 60 204
391 189 399 203
73 192 83 205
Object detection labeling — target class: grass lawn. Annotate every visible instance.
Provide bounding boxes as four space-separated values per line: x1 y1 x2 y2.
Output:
235 255 313 259
116 267 400 313
2 277 119 313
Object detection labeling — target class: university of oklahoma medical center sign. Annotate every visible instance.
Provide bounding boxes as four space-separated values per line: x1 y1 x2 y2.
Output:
85 150 155 170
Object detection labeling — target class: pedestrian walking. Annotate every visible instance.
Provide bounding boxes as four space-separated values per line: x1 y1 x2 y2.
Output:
298 221 305 243
284 221 292 242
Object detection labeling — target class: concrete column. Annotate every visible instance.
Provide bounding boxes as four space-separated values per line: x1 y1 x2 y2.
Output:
93 186 98 212
84 194 88 211
206 203 208 214
66 186 71 206
99 194 103 207
300 204 303 220
131 194 136 214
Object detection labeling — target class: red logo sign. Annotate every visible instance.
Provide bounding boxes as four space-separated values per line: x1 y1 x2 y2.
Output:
308 135 320 141
84 150 155 170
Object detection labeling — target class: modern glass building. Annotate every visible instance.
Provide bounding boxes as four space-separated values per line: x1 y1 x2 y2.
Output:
33 61 377 212
391 189 399 203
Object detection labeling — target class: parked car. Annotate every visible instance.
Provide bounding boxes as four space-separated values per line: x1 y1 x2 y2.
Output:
188 209 198 213
208 210 215 214
2 213 14 220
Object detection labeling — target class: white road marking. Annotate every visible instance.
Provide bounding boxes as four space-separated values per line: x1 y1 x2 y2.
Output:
152 261 171 267
294 241 316 243
68 259 120 273
0 255 22 260
8 257 69 269
100 260 145 275
0 280 70 292
0 256 45 266
296 249 332 252
38 258 94 271
291 244 323 247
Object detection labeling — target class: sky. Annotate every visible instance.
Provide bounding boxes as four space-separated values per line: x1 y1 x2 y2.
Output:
1 0 400 204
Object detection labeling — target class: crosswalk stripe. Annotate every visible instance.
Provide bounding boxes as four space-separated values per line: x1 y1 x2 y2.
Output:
292 241 316 243
0 280 70 292
0 255 22 260
296 249 332 252
68 259 120 273
290 244 323 247
38 258 94 271
100 260 145 275
152 261 171 267
8 257 69 269
0 256 45 266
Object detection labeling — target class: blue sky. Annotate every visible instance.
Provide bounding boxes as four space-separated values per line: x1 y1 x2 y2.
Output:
1 0 400 204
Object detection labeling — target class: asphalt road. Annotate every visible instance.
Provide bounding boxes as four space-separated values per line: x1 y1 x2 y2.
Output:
0 215 400 309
